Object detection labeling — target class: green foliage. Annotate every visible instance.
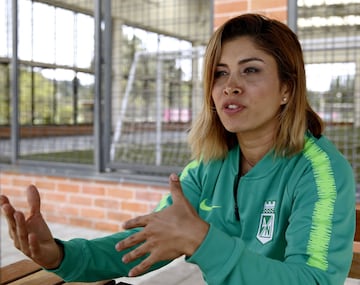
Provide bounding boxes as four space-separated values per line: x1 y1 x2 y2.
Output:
20 149 93 164
328 75 355 103
0 64 10 124
0 65 95 126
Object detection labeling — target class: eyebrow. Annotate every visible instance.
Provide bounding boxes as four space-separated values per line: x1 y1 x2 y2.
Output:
217 57 265 67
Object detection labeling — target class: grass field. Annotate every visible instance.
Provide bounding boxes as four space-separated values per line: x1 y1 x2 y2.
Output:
19 142 191 168
13 124 360 185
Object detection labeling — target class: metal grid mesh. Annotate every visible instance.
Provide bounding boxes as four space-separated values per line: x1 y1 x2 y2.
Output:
0 0 95 164
0 0 11 127
0 0 211 174
108 1 211 172
109 47 205 169
297 0 360 187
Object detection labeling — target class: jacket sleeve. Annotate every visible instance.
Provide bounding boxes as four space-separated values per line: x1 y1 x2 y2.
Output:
48 229 169 282
47 159 213 282
46 162 206 282
184 156 356 285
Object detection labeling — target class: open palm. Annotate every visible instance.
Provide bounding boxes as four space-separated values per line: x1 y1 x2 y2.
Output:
0 185 63 269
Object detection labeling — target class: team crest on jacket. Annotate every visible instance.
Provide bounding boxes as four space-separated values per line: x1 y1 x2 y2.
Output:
256 201 276 244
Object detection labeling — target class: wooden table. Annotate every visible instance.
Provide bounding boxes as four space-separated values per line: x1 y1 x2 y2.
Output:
349 242 360 279
0 259 131 285
348 207 360 279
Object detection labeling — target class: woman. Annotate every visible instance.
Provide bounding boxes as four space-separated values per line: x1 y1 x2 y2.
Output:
0 14 355 285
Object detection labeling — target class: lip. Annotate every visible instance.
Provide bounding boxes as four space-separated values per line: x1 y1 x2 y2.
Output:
222 100 245 114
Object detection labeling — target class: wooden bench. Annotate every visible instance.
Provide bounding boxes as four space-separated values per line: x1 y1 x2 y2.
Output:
0 259 132 285
348 208 360 279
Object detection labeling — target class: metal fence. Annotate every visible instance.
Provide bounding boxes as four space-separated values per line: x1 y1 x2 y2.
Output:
1 0 360 190
297 0 360 189
0 0 211 176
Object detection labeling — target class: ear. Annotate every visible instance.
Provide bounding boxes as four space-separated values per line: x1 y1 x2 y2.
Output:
280 83 290 105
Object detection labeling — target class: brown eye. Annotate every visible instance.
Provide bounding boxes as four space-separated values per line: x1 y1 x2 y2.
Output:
214 70 228 78
242 67 259 75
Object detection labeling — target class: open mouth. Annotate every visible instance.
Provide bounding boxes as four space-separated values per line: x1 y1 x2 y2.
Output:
223 102 244 112
227 104 239 110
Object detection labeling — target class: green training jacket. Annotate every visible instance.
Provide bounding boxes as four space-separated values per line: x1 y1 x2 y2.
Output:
51 133 355 284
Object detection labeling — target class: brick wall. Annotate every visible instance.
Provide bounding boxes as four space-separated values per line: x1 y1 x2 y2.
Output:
214 0 288 29
0 171 169 232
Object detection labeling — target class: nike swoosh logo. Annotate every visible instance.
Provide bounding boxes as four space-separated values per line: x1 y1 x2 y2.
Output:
200 199 221 211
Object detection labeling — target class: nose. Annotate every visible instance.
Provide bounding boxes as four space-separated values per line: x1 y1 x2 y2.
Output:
223 73 243 96
224 86 242 96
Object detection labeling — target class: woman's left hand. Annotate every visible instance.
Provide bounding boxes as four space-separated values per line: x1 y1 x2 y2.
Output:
115 173 209 277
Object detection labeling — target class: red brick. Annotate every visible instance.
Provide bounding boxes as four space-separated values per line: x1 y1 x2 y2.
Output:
46 214 67 225
69 195 93 206
94 198 121 209
251 0 286 10
56 182 80 193
121 201 148 213
214 15 234 29
81 185 105 195
135 190 163 203
80 207 105 219
53 176 68 182
33 180 56 191
12 177 34 188
0 174 12 185
43 192 67 203
213 0 288 29
0 187 23 198
215 1 248 14
0 171 184 233
58 205 80 216
149 185 168 192
69 217 93 228
107 210 132 222
266 10 287 22
106 187 134 199
7 192 27 204
42 204 57 215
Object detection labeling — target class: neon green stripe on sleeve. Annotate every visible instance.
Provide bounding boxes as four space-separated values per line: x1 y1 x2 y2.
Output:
303 138 337 271
179 159 200 181
154 193 171 212
154 160 200 212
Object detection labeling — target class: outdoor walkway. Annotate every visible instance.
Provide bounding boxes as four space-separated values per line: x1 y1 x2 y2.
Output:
1 216 359 285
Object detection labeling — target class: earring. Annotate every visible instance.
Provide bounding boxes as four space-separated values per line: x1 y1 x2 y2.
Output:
282 97 287 102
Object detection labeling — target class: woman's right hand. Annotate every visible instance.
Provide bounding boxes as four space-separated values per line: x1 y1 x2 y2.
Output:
0 185 63 269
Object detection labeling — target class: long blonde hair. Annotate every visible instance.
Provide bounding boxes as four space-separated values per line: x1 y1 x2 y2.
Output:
188 14 323 162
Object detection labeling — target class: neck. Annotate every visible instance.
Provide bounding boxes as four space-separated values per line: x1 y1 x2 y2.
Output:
241 153 255 176
237 131 274 175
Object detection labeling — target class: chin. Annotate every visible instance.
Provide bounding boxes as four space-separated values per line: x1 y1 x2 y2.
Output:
225 127 243 134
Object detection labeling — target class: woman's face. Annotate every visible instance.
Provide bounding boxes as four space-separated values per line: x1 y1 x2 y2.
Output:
212 36 289 138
